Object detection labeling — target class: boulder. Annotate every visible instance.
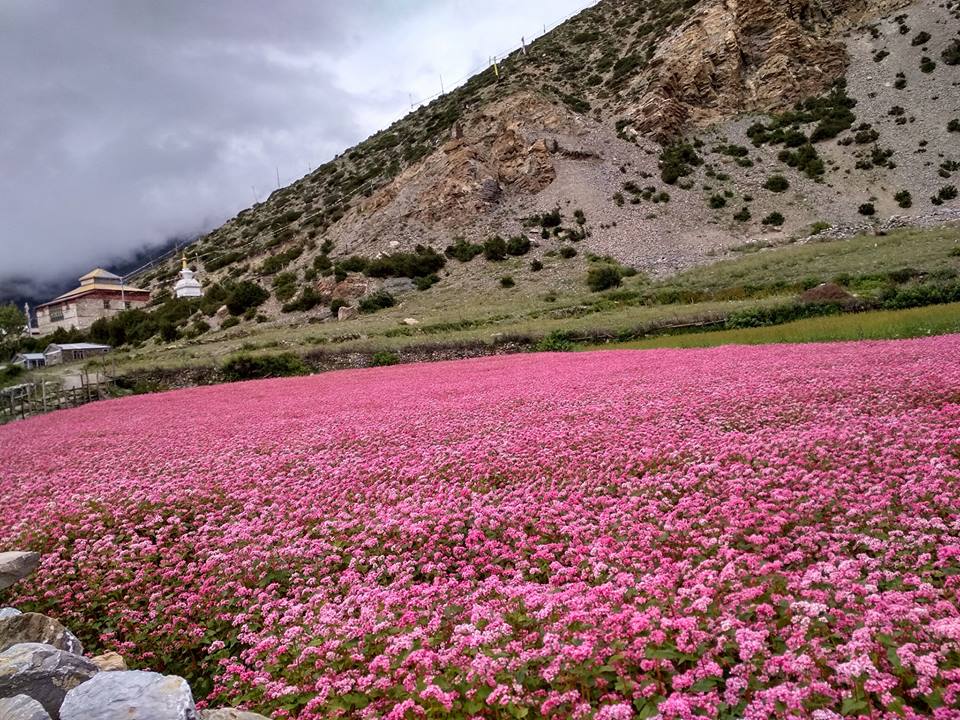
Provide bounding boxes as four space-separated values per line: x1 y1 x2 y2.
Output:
337 306 358 322
381 277 415 294
0 643 98 720
59 671 196 720
0 615 82 655
0 554 40 592
199 710 271 720
0 612 20 622
402 318 419 326
0 695 51 720
90 652 126 672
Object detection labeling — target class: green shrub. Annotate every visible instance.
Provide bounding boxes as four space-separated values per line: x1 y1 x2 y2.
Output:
708 194 727 209
659 142 703 184
445 239 483 262
858 203 876 216
733 207 751 222
763 175 790 192
559 245 578 259
365 245 446 279
810 221 831 234
482 236 507 261
762 212 785 226
281 287 324 313
919 56 936 73
535 331 574 352
530 259 544 272
911 31 931 46
225 281 269 316
414 274 439 291
586 265 623 292
943 40 960 66
222 352 309 381
271 272 298 302
499 275 515 288
220 317 240 330
329 299 348 317
370 351 400 367
506 236 531 256
894 190 912 208
359 291 396 314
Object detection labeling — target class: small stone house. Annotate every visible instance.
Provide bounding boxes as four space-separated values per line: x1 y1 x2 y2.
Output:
43 343 111 366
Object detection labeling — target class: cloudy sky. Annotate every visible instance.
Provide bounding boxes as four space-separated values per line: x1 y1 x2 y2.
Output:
0 0 595 298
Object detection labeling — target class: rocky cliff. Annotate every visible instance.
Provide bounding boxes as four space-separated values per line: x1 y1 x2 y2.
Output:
129 0 957 332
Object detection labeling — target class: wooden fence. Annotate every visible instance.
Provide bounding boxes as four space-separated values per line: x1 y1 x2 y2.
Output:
0 376 116 424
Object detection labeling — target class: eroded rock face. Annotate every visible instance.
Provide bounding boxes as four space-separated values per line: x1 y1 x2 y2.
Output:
0 615 83 656
348 92 576 232
0 554 39 592
0 643 98 720
622 0 894 140
59 671 197 720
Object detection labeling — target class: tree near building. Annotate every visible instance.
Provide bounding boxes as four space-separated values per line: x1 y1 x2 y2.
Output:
0 303 27 357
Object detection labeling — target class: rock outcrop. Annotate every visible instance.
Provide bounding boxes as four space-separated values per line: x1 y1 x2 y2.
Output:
0 555 39 592
0 644 98 719
0 615 83 656
622 0 901 140
0 694 51 720
58 671 197 720
0 552 272 720
89 653 126 673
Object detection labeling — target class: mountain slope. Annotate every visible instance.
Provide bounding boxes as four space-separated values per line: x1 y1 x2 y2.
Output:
134 0 959 333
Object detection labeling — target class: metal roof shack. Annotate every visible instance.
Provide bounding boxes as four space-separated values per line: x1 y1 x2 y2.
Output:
43 343 111 366
12 353 46 369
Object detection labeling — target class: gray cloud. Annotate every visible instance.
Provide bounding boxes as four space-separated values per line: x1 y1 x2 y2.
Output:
0 0 594 297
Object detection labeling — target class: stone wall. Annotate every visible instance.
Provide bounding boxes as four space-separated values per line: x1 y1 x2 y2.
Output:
0 552 270 720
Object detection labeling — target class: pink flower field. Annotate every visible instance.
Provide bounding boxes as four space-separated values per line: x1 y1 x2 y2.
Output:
2 337 960 719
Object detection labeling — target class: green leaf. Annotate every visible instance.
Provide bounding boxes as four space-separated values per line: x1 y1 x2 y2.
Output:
690 677 721 692
887 646 903 671
841 696 868 715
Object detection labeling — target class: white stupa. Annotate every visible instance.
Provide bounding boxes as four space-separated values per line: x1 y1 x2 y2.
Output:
174 255 203 298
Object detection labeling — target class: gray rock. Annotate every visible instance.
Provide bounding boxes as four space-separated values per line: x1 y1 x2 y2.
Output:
0 643 97 720
0 615 82 655
89 652 126 672
0 612 20 622
199 710 271 720
0 554 40 592
0 694 51 720
381 277 415 294
337 306 358 321
59 671 197 720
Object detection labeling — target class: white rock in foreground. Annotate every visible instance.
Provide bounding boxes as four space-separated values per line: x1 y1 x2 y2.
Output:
59 671 197 720
0 612 20 622
0 643 97 719
0 555 39 592
0 694 52 720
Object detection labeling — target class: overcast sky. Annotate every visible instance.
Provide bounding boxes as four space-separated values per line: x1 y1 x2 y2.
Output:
0 0 595 297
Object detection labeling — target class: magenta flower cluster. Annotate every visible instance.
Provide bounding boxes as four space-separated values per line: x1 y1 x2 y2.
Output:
1 337 959 719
